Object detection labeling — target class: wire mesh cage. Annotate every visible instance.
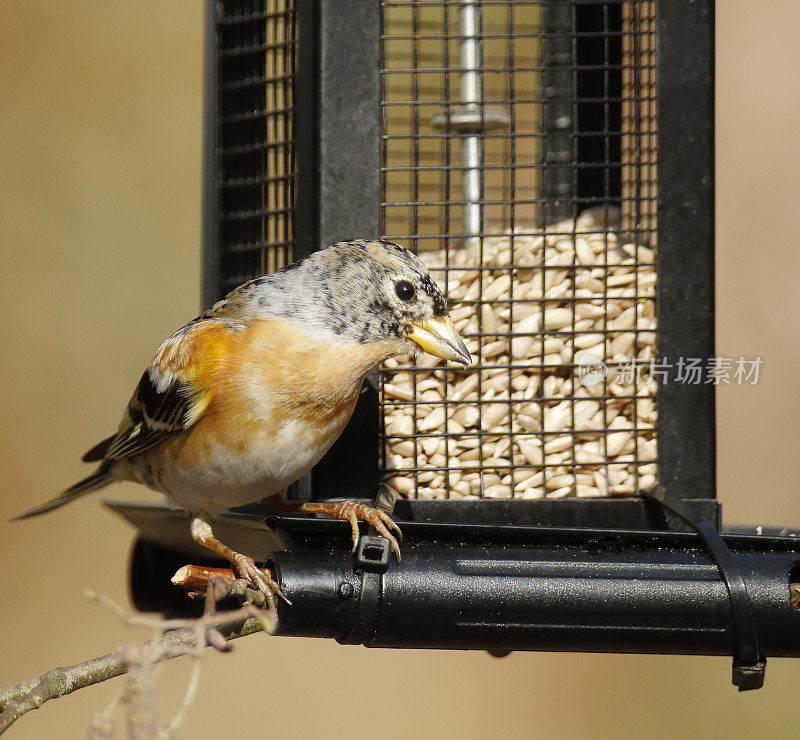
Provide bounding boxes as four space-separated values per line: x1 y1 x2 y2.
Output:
204 0 297 296
202 0 714 521
378 1 659 504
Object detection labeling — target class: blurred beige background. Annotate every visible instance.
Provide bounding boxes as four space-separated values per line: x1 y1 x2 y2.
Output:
2 2 800 738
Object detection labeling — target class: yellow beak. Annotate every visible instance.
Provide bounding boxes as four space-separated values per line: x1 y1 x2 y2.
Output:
407 316 472 366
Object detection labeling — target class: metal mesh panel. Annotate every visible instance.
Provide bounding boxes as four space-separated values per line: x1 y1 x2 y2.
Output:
621 0 656 235
215 0 296 297
379 1 658 500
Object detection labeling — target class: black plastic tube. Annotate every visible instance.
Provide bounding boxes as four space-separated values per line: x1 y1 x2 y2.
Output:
268 534 800 657
130 521 800 657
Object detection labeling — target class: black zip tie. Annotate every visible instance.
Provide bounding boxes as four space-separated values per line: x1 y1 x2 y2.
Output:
338 536 390 646
642 484 766 690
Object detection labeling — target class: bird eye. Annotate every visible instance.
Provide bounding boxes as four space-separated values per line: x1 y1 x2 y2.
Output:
395 280 416 301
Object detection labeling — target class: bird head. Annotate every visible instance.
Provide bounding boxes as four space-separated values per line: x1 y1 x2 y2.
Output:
311 239 472 366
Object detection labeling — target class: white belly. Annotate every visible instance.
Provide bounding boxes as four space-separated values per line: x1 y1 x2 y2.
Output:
135 418 339 517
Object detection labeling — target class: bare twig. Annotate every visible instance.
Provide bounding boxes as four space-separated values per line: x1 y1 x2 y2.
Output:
162 587 215 737
0 650 128 735
171 564 243 592
0 589 273 736
172 565 272 608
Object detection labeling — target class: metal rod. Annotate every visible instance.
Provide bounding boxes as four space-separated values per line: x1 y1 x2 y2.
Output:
459 0 483 248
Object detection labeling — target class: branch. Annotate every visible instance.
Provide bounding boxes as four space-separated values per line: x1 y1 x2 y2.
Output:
0 588 272 736
171 564 241 592
172 565 272 608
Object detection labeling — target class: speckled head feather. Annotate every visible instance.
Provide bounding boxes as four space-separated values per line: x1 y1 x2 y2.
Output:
312 239 449 343
204 239 451 348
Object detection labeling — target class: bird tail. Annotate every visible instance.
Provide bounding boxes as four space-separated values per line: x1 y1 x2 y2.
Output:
12 466 113 520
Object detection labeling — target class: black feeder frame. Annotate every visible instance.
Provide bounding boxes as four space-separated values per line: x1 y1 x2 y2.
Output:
113 0 800 691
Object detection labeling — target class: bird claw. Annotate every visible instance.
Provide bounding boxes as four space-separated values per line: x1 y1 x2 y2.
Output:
286 499 404 562
232 553 291 611
338 502 403 563
188 517 290 613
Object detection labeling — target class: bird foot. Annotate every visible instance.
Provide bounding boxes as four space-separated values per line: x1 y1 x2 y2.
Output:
231 553 291 611
189 517 290 612
299 501 403 562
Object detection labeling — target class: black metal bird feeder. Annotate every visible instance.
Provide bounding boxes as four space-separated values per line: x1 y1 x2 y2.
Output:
112 0 800 692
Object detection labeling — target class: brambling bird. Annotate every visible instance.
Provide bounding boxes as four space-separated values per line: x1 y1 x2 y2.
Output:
15 239 470 608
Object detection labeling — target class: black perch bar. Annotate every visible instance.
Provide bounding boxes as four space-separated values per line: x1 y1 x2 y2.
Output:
270 533 800 661
129 508 800 690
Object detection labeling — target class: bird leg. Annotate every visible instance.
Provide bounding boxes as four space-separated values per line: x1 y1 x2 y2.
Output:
267 497 403 561
189 517 289 611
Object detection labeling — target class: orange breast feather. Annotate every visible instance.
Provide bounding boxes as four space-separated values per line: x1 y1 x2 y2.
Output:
176 318 402 458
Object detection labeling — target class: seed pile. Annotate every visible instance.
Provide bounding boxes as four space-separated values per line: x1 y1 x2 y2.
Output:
381 212 658 500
